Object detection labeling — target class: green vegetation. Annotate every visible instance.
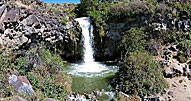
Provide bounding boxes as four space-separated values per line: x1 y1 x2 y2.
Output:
116 52 167 98
0 44 72 100
2 0 191 100
0 50 17 98
119 28 146 60
176 40 191 63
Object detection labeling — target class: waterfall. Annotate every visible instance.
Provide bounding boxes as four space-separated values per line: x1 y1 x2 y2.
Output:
67 17 118 95
72 17 107 73
75 17 95 64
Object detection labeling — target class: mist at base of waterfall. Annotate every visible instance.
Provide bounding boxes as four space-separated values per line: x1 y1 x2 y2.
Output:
67 62 118 77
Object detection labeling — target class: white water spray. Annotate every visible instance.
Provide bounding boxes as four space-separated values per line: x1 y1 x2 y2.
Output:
74 17 107 73
67 17 118 77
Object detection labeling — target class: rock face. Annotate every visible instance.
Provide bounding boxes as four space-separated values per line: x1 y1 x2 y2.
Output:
0 0 82 62
93 7 191 62
8 74 34 95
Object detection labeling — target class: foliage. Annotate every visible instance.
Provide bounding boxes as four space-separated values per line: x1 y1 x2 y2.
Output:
108 1 155 22
60 17 68 25
176 40 191 63
0 50 17 98
14 44 67 75
116 52 167 98
0 44 72 100
26 72 71 100
119 28 146 60
168 2 191 16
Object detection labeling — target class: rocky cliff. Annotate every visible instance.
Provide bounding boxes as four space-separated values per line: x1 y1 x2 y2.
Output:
93 2 191 62
0 0 83 62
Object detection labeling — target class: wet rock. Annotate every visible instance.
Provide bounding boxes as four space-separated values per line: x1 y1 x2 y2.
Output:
10 96 27 101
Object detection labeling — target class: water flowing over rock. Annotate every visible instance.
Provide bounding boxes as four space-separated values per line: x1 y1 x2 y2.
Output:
67 17 118 77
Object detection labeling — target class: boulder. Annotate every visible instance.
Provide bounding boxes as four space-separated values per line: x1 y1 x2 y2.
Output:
26 15 40 26
173 65 184 75
20 35 28 44
3 8 20 23
168 91 174 97
8 74 34 95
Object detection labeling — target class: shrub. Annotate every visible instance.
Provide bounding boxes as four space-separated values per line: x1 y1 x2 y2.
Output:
2 43 73 100
119 28 146 60
0 50 17 98
116 52 167 98
178 55 188 63
60 17 68 25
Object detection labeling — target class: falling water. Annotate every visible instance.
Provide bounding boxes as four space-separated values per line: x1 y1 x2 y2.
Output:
67 17 118 94
67 17 117 77
74 17 107 73
76 17 95 64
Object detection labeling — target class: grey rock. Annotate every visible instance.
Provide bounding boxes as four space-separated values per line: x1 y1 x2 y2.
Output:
0 5 6 17
0 22 4 32
3 8 20 22
173 65 184 75
26 15 40 26
168 91 174 97
8 75 34 95
20 35 28 44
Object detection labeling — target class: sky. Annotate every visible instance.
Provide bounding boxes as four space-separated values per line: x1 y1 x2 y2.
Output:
40 0 80 4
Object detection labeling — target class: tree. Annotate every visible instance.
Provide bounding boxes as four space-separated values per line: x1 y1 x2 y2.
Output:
116 52 167 98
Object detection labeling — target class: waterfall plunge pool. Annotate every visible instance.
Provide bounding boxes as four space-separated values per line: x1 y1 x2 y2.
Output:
66 17 118 95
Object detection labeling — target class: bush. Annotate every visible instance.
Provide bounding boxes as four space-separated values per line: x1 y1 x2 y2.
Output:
116 52 167 98
119 28 146 60
178 55 188 63
108 1 155 22
0 44 72 100
14 44 68 75
60 17 68 25
0 50 17 98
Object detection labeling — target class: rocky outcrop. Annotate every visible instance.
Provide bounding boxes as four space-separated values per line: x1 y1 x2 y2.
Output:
0 0 82 62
